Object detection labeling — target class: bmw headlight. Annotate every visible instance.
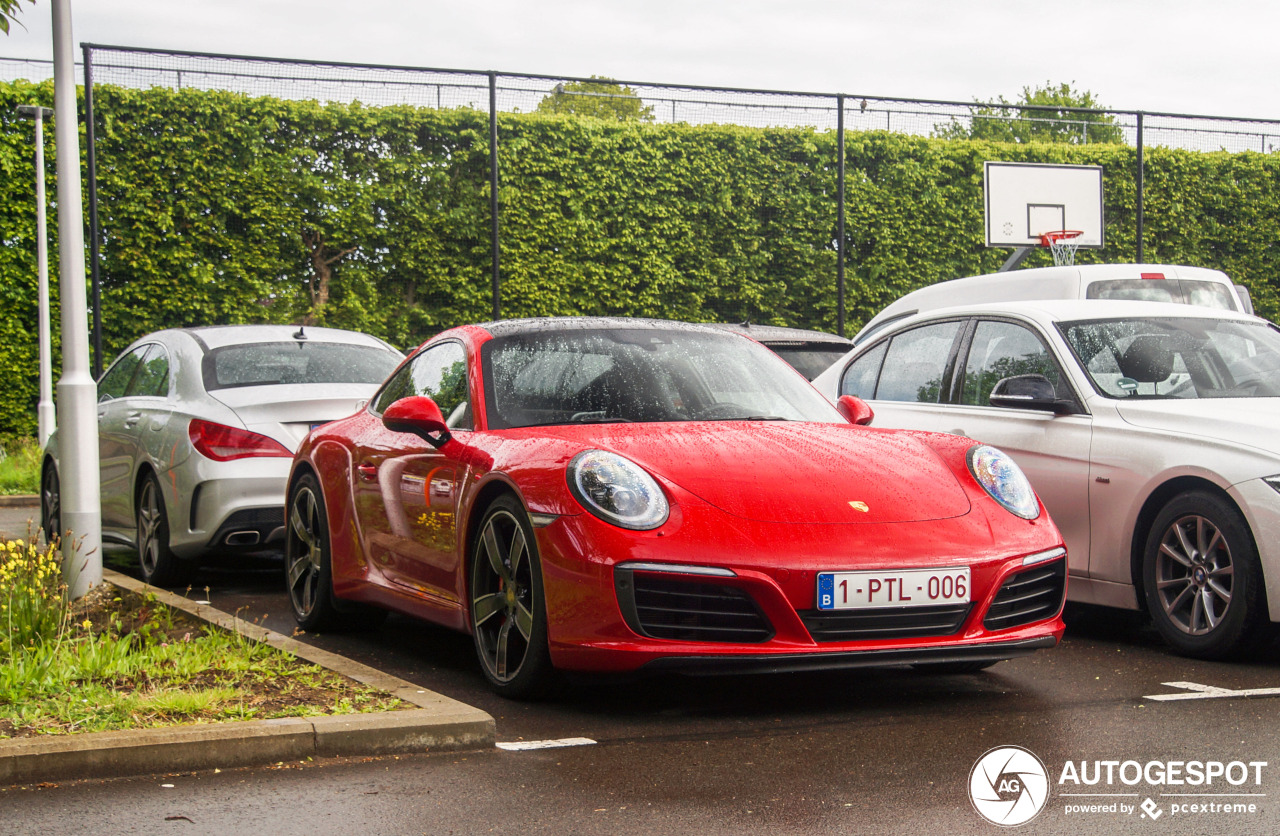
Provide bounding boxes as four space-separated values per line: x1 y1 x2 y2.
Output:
967 444 1039 520
567 450 670 530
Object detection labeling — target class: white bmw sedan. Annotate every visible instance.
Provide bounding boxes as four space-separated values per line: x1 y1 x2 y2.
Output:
42 325 403 585
813 299 1280 659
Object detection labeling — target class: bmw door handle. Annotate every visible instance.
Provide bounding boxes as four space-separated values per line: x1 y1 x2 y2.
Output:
124 411 142 428
357 463 379 482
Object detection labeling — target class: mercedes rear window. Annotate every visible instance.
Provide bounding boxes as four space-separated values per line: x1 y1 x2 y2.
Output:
202 342 400 391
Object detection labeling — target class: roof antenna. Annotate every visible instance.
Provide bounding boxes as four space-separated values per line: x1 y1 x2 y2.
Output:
293 325 307 340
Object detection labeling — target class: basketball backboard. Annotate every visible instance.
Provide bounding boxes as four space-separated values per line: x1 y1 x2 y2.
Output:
984 161 1104 248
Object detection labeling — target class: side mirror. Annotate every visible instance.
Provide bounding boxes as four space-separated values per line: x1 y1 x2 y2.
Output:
382 396 452 448
836 394 875 426
989 375 1076 415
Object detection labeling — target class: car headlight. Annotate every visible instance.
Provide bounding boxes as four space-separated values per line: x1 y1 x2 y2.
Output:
967 444 1039 520
1264 476 1280 496
567 450 670 530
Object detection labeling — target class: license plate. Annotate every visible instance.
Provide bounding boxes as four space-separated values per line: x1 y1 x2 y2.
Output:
816 567 970 610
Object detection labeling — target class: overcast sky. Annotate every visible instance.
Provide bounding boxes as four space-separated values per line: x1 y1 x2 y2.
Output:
3 0 1279 120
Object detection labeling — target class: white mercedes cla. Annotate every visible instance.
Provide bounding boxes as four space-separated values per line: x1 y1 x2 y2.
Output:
813 299 1280 659
42 325 403 585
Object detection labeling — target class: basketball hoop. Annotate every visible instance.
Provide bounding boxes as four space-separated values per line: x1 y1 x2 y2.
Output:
1039 230 1084 266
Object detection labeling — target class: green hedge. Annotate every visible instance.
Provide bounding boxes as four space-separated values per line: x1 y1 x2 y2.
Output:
2 79 1279 437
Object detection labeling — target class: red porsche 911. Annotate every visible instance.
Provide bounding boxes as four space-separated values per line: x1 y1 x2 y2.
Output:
285 318 1067 697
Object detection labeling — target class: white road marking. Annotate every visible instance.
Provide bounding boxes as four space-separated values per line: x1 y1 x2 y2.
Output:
1145 681 1280 701
496 737 597 751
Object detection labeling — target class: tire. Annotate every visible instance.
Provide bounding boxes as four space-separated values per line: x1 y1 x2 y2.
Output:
469 494 555 699
136 473 194 587
286 472 343 631
40 461 60 547
1142 490 1266 660
285 472 386 632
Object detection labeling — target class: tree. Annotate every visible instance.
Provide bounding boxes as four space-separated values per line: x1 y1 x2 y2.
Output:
1 0 32 35
535 76 655 122
936 81 1125 145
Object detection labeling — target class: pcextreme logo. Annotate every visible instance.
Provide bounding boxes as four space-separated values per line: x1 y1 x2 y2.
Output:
969 746 1051 827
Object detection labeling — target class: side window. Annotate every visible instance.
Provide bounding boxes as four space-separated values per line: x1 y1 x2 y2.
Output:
127 344 170 398
373 342 472 430
839 341 887 399
873 321 963 403
961 321 1063 406
97 347 147 402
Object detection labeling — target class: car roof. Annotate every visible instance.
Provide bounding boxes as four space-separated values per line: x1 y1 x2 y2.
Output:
707 322 852 345
472 316 737 339
854 263 1241 343
175 324 399 352
883 297 1261 328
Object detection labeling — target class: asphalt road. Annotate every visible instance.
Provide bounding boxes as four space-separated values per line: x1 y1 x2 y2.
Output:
6 527 1280 834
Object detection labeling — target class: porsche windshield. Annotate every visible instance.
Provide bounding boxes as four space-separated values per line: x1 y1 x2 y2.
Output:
1060 316 1280 399
481 327 845 428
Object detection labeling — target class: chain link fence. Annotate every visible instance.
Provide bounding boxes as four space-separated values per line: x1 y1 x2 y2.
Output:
7 46 1280 371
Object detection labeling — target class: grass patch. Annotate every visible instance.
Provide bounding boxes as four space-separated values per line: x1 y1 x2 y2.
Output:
0 436 41 496
0 538 403 739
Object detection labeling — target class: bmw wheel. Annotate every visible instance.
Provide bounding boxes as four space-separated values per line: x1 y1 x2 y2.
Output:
137 473 194 587
1142 491 1265 659
469 494 555 699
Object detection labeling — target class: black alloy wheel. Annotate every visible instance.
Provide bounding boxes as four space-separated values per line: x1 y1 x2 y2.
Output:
469 494 554 699
285 472 385 632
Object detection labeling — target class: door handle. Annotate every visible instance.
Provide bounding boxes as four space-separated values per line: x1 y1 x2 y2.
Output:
357 463 379 482
124 411 142 428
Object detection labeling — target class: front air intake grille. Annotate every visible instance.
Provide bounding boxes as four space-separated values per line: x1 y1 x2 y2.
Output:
798 604 971 642
615 572 774 643
983 559 1067 631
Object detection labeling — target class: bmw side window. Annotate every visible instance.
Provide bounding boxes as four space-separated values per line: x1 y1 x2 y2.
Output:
873 321 963 403
97 347 147 402
126 344 170 398
376 342 472 430
961 321 1063 406
840 341 887 399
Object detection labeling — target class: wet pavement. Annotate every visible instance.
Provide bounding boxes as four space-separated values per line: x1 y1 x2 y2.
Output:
6 514 1280 833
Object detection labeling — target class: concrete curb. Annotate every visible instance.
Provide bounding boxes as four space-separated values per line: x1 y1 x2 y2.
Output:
0 569 495 786
0 495 39 508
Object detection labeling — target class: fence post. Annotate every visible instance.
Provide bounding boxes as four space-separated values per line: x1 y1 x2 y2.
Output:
489 72 500 320
1136 111 1144 263
83 45 103 378
837 94 846 338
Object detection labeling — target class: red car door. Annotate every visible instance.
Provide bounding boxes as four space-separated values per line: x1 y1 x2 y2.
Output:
353 341 473 606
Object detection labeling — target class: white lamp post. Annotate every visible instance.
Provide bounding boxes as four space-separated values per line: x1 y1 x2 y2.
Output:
51 0 102 597
14 104 56 450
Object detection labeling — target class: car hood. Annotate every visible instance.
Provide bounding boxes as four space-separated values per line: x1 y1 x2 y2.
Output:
533 422 972 524
211 383 379 450
1114 398 1280 457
